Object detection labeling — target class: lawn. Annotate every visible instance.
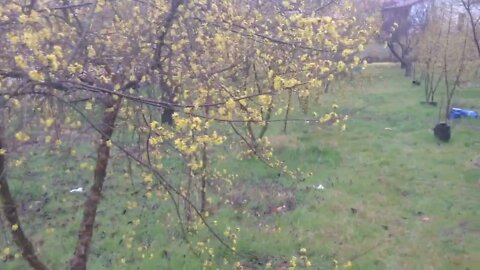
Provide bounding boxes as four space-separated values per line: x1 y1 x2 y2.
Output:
1 65 479 270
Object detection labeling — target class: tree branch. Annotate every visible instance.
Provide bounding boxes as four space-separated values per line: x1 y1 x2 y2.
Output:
69 95 122 270
0 123 50 270
461 0 480 57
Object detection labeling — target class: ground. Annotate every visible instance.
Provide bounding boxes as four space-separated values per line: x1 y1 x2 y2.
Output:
1 65 479 269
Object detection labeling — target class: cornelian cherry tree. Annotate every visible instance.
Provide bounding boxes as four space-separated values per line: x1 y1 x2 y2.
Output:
0 0 376 269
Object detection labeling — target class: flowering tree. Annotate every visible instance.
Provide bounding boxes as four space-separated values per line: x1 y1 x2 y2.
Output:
0 0 376 269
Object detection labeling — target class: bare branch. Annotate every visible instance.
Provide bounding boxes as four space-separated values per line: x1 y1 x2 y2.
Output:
0 124 50 270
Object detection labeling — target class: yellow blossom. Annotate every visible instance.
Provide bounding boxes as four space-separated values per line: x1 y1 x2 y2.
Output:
43 118 55 128
11 224 18 231
87 45 96 57
341 49 353 57
8 34 20 45
225 98 236 110
258 95 272 105
362 60 368 68
46 54 59 71
67 63 83 74
14 55 27 69
283 78 300 88
320 67 330 74
353 56 360 65
268 70 274 79
28 70 44 81
15 131 30 142
53 45 63 58
144 174 153 184
273 76 283 90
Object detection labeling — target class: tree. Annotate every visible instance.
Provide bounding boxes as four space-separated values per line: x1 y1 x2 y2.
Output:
416 0 476 121
440 3 472 121
0 122 49 270
460 0 480 57
416 0 445 104
0 0 376 269
381 0 430 76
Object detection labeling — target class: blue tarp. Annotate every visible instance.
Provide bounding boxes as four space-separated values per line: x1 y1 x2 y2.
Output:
449 108 479 119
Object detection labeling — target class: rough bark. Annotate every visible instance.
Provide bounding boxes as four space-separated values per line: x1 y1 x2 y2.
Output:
405 62 413 77
387 42 412 77
152 0 184 69
161 107 174 125
0 124 49 270
154 0 183 126
69 96 121 270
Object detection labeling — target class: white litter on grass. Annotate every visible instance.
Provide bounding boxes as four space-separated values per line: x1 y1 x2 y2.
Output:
69 187 84 193
385 127 393 130
315 184 325 190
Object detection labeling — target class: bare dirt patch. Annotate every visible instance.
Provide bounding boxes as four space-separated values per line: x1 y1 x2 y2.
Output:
468 156 480 168
221 182 297 217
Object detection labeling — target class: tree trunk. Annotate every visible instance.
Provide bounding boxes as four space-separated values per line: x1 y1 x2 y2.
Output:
258 104 273 139
153 0 183 126
283 90 293 134
324 81 331 94
387 42 412 76
424 71 431 102
462 0 480 57
70 96 121 270
200 146 208 214
0 125 49 270
404 62 413 77
161 107 174 125
184 175 193 222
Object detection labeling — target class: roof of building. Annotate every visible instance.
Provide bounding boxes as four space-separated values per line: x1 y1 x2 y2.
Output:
382 0 425 10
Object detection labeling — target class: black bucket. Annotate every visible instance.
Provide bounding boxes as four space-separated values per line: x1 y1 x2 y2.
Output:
433 122 451 142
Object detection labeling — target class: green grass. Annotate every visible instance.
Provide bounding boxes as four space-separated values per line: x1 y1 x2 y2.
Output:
1 65 479 269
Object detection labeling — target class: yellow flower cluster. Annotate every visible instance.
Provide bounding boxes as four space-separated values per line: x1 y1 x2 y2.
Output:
257 95 272 106
67 63 83 74
15 131 31 142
